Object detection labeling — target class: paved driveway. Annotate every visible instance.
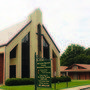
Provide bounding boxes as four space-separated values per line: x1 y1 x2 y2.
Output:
61 85 90 90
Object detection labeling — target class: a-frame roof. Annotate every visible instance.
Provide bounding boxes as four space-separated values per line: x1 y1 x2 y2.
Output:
0 17 60 53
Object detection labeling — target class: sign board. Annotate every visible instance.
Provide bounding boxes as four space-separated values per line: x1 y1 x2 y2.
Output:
36 55 51 87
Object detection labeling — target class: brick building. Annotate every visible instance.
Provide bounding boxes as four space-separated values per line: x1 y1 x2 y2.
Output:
0 9 60 84
60 64 90 80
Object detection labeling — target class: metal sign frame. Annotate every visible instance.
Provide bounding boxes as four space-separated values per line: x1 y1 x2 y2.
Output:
35 53 51 90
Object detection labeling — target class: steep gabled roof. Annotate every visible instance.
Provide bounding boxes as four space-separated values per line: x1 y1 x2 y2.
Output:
0 13 60 53
0 20 31 47
0 21 60 53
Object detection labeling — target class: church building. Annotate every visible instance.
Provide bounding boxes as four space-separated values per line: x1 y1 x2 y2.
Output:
0 9 60 84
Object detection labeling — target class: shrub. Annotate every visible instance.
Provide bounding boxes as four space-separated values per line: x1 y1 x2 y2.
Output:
64 76 71 82
5 76 71 86
51 76 71 83
5 78 34 86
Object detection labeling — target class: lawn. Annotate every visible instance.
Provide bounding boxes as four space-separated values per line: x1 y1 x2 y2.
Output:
1 80 90 90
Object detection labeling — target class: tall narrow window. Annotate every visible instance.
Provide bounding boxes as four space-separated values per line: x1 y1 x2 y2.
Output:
10 65 16 78
22 33 30 78
10 46 17 59
37 24 41 51
43 38 49 59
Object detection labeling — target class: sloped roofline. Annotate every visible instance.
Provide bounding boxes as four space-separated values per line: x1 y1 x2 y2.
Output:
0 21 60 53
42 25 60 53
65 64 86 70
0 21 32 47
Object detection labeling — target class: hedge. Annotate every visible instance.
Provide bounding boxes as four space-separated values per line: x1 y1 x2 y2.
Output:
51 76 71 83
5 76 71 86
5 78 34 86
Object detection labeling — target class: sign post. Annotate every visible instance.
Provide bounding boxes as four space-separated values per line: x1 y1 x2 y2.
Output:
35 53 51 90
35 52 37 90
54 71 56 89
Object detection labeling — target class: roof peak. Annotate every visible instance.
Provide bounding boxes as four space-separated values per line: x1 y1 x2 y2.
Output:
28 8 42 24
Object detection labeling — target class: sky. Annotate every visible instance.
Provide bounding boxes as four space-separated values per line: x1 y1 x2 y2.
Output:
0 0 90 54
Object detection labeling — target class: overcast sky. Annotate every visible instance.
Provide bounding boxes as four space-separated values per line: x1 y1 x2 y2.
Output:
0 0 90 54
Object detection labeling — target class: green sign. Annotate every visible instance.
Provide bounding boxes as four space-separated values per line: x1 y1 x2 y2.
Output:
36 56 51 87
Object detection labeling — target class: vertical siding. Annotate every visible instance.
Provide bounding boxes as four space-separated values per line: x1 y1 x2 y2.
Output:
69 72 90 80
68 72 74 79
85 72 90 79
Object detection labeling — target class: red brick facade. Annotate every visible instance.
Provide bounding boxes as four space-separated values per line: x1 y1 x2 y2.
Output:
53 58 56 76
0 54 3 84
61 64 90 80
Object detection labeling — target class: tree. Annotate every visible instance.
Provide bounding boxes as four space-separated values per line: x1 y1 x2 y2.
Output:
74 54 87 64
60 44 85 66
85 48 90 55
86 55 90 64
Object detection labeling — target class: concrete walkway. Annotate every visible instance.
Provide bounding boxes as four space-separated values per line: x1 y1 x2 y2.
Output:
61 85 90 90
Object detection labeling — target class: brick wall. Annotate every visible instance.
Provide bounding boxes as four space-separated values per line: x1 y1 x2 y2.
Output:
0 54 3 84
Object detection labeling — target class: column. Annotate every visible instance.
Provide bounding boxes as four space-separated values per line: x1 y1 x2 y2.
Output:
5 49 10 80
66 72 68 76
56 56 60 77
16 42 21 78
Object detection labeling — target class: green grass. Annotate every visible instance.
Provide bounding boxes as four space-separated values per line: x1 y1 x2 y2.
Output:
1 80 90 90
56 80 90 89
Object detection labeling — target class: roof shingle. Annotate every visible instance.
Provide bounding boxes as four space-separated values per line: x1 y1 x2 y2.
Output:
0 19 31 46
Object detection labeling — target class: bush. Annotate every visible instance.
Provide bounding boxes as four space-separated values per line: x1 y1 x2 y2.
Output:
64 76 71 82
5 78 34 86
5 76 71 86
51 76 71 83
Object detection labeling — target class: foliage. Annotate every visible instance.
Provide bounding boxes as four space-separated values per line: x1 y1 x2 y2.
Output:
85 48 90 55
5 78 34 86
60 44 90 66
5 76 71 86
51 76 71 83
